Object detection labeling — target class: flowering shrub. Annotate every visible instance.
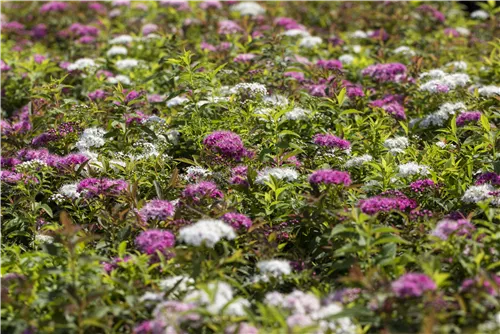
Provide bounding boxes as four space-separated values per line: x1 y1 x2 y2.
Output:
1 1 500 333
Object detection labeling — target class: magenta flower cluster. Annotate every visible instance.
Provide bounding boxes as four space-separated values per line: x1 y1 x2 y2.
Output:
222 212 252 230
370 95 406 120
16 149 89 171
456 111 481 127
135 229 175 255
361 63 407 83
230 165 248 186
139 200 176 222
309 170 352 186
409 179 437 193
32 122 81 146
77 178 128 198
359 192 417 215
392 273 437 298
182 181 224 202
432 219 475 240
313 134 350 150
203 131 251 161
460 275 500 296
316 59 342 70
475 172 500 186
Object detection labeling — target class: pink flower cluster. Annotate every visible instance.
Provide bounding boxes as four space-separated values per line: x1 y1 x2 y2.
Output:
460 275 500 296
77 178 128 198
32 122 81 146
475 172 500 186
362 63 408 83
182 181 224 202
370 95 406 120
456 112 481 127
313 134 350 150
222 212 252 230
135 229 175 256
309 170 352 186
15 149 89 171
203 131 251 162
409 179 437 193
359 191 417 215
432 219 475 240
230 165 248 186
392 273 437 298
139 200 176 222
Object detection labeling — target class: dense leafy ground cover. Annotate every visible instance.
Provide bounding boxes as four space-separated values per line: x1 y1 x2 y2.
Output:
1 1 500 333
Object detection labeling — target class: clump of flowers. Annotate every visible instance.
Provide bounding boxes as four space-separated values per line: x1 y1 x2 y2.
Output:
178 219 236 247
182 181 223 202
313 134 350 150
392 273 437 298
409 179 438 193
309 170 351 186
456 111 481 127
221 212 252 230
139 200 175 222
361 63 407 83
230 165 248 186
77 178 128 198
359 191 417 215
203 131 251 162
431 218 475 240
255 167 299 184
135 229 175 255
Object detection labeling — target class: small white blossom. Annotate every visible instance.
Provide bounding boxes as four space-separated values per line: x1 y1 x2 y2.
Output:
139 292 164 303
478 85 500 97
393 46 416 56
183 166 212 182
285 107 310 121
67 58 98 71
231 82 268 99
456 27 470 36
345 154 372 168
420 73 470 93
338 54 355 65
256 259 292 281
383 136 409 154
115 58 140 70
462 184 497 204
311 303 357 334
106 46 128 57
183 281 242 315
59 183 80 199
398 162 431 177
446 61 467 71
35 234 54 244
179 219 236 247
159 275 195 293
107 75 131 85
76 127 106 151
471 10 489 20
166 96 189 107
255 167 299 184
264 94 289 107
350 30 368 39
109 34 134 44
282 29 310 37
231 1 265 16
299 36 322 48
419 102 466 128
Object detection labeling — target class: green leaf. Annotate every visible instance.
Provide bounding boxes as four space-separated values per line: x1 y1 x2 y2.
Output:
336 87 347 106
480 114 491 132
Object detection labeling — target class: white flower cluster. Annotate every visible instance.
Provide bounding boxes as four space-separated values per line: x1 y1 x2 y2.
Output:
419 69 470 93
264 290 356 333
282 29 310 37
398 162 430 177
393 46 416 57
59 183 80 199
345 154 372 168
179 219 236 247
350 30 368 39
15 159 49 173
182 166 212 182
338 54 355 65
264 94 289 107
299 36 322 48
109 34 134 44
166 96 189 107
383 136 409 154
418 102 466 128
462 184 499 205
285 107 311 121
255 167 299 184
478 85 500 97
184 281 250 316
67 58 98 71
35 234 54 244
446 61 467 71
231 82 268 99
231 1 265 16
158 275 195 293
471 10 489 20
76 127 106 151
106 46 128 57
107 75 131 85
115 58 140 70
478 312 500 333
